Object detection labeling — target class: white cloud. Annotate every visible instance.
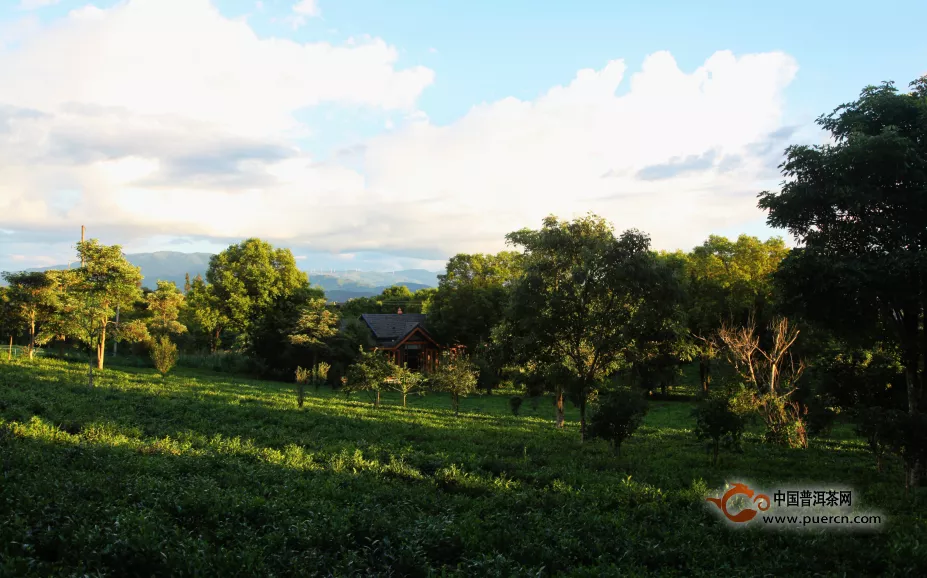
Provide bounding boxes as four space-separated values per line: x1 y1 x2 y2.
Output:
286 0 321 29
18 0 60 10
0 0 804 271
293 0 320 17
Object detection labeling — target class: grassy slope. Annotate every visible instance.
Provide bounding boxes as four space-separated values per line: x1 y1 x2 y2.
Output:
0 358 925 577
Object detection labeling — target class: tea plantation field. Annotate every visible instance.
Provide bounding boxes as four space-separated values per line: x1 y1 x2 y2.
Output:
1 358 925 576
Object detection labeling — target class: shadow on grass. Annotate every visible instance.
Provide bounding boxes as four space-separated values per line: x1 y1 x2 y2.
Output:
2 414 921 578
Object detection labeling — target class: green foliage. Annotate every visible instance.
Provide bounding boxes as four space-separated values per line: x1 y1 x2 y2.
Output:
426 252 523 350
507 213 682 440
146 281 187 338
508 396 523 416
587 389 649 456
1 271 57 359
758 75 927 413
344 348 395 408
804 342 905 411
682 235 789 394
149 336 178 377
429 352 479 416
295 366 311 407
391 363 425 407
206 238 308 345
692 396 745 464
179 274 225 352
61 240 144 380
288 297 339 349
338 285 434 318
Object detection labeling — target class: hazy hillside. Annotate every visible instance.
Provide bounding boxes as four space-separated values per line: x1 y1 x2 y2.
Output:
4 252 441 299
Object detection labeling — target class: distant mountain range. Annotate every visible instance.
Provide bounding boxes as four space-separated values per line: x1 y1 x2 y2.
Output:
4 251 442 301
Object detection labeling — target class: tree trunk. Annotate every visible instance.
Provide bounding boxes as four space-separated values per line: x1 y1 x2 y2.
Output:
87 350 95 388
403 393 407 408
699 358 708 394
28 317 35 360
211 328 220 353
556 391 565 428
97 324 107 370
660 382 667 399
580 396 587 443
375 390 380 409
454 394 459 417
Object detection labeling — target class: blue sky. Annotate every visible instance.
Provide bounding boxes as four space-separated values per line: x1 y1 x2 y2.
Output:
1 0 925 273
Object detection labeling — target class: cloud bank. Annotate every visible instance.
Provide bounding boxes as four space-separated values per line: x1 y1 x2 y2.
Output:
0 0 800 271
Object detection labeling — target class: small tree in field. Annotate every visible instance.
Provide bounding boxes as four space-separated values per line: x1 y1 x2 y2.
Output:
429 352 479 417
392 363 425 407
693 396 746 465
295 366 311 408
588 389 649 457
344 348 394 409
314 361 331 391
150 336 178 377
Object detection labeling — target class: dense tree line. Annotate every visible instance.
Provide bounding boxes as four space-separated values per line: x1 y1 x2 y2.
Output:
2 75 926 489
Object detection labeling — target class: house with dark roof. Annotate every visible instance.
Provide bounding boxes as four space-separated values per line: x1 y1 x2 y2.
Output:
356 309 451 372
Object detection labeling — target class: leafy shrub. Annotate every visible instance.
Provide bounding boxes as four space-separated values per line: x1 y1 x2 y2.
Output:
314 361 331 390
509 396 523 416
149 337 178 377
692 396 745 465
294 366 311 408
756 394 808 449
804 395 838 437
587 389 649 456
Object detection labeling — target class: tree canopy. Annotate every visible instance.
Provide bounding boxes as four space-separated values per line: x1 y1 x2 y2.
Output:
758 76 927 412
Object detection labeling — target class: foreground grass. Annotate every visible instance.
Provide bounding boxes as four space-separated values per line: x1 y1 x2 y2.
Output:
0 358 925 577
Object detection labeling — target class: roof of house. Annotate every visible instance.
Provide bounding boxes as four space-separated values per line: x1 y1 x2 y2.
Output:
359 313 432 348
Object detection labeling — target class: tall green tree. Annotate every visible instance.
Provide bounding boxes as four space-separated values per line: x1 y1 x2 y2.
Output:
64 240 144 382
206 238 308 346
1 271 56 359
427 252 523 350
146 281 187 338
179 274 225 352
344 347 395 408
506 214 681 441
288 296 340 383
758 76 927 413
685 235 789 393
429 351 479 417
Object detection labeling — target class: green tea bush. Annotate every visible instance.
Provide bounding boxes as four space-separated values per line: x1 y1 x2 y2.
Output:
587 389 648 456
692 396 745 465
149 336 178 376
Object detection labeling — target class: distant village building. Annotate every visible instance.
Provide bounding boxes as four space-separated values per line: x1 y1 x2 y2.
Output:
353 309 461 372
